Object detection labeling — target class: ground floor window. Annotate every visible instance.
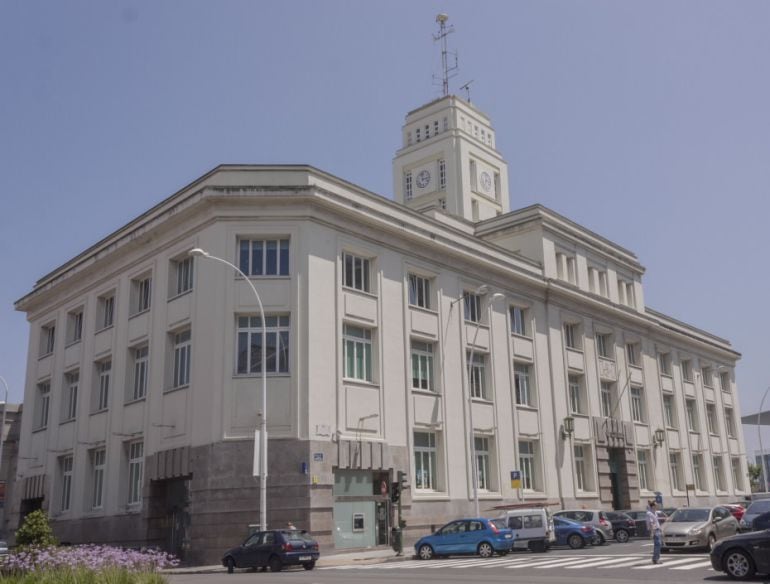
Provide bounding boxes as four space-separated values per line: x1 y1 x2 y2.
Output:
414 431 439 491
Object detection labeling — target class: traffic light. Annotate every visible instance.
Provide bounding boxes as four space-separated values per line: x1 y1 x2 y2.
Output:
390 481 400 503
398 470 408 492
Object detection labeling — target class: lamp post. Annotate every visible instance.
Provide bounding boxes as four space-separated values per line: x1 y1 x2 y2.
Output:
465 288 504 518
189 248 268 532
759 387 770 492
0 376 8 519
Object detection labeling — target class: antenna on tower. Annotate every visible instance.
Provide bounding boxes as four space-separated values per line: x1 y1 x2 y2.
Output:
459 80 474 103
433 13 458 97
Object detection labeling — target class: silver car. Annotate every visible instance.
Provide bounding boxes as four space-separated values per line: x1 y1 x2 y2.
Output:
661 506 738 551
553 509 614 544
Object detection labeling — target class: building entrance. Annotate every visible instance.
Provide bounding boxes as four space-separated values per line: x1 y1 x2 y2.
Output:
608 448 630 510
332 469 390 549
148 477 191 561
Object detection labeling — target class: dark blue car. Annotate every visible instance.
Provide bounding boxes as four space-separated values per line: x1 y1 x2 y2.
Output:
222 529 319 573
554 516 596 549
414 518 514 560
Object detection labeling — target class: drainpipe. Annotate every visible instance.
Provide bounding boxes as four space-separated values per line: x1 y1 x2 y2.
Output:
544 282 565 509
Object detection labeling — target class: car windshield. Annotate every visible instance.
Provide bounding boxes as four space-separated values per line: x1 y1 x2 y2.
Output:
491 518 507 530
284 532 315 543
747 500 770 514
670 508 710 522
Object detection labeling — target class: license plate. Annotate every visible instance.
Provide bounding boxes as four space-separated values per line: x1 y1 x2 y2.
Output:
298 555 312 561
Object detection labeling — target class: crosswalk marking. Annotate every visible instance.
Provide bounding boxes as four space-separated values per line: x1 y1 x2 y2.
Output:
595 557 649 568
507 557 578 569
634 557 703 569
535 557 598 569
671 560 714 570
563 557 628 569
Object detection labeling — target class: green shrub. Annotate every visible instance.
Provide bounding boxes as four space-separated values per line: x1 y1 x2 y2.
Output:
14 510 57 547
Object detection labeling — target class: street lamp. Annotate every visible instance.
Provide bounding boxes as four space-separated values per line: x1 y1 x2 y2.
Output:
465 288 504 518
189 248 269 532
759 387 770 491
561 415 575 440
653 428 666 449
0 376 8 528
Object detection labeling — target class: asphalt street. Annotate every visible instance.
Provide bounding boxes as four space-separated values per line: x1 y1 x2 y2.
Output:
168 539 751 584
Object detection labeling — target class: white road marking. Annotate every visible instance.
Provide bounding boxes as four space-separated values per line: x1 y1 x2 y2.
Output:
634 557 705 569
670 560 714 570
591 557 651 569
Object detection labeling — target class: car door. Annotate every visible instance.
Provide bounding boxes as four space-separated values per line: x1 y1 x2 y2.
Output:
435 521 462 554
239 532 262 568
255 531 276 567
754 533 770 573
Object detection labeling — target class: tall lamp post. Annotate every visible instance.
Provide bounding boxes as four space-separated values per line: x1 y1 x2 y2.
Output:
759 387 770 492
0 376 8 510
189 248 268 531
465 287 504 518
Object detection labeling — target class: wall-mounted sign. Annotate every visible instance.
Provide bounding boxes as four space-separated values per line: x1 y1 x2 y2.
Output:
510 470 522 489
313 452 324 462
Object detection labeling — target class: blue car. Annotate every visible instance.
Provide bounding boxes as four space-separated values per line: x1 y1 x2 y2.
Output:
553 516 596 549
414 518 514 560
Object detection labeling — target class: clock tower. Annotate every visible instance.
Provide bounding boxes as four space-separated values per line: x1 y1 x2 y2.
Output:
392 94 510 222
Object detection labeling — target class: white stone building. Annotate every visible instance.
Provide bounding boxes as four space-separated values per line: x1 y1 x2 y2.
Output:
13 95 748 563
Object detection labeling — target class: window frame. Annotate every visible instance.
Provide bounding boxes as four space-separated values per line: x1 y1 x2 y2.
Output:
658 352 672 376
130 274 152 316
91 447 106 510
706 403 719 435
411 340 435 392
59 455 74 512
510 305 528 337
600 381 614 418
407 274 432 310
342 252 372 293
637 449 651 491
35 381 51 430
663 394 677 429
464 293 482 324
669 452 683 491
66 309 84 345
414 431 439 491
40 322 56 357
564 323 581 350
630 386 646 423
97 293 115 331
685 399 699 432
171 329 192 390
518 440 539 492
62 370 79 422
95 359 112 412
692 453 705 491
130 345 149 401
127 440 144 506
713 455 725 491
238 237 290 277
568 375 584 415
625 342 640 367
513 362 533 407
235 315 290 376
169 255 194 298
475 436 492 491
343 324 373 382
467 352 488 400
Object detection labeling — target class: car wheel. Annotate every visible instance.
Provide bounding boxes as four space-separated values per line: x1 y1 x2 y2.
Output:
303 561 316 571
724 549 756 580
268 556 283 573
708 533 717 551
418 544 434 560
567 534 585 550
478 542 494 558
592 532 605 546
615 529 629 543
225 557 235 574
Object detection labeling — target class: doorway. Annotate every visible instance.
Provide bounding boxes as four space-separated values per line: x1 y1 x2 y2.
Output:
607 448 630 510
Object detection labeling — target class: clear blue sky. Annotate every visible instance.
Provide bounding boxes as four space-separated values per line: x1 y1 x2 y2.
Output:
1 1 768 454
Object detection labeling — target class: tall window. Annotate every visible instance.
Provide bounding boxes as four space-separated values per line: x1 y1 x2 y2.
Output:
127 441 144 505
404 171 413 200
91 448 106 509
59 455 73 512
701 367 713 387
411 341 434 391
680 359 693 382
731 457 743 491
131 345 149 400
464 293 482 323
239 238 290 276
618 278 635 307
414 432 438 491
637 449 650 491
63 371 78 421
692 453 705 491
467 353 487 399
408 274 431 309
720 371 731 392
35 382 51 429
574 445 594 492
669 452 683 491
564 323 581 350
131 275 152 315
685 399 698 432
342 253 371 292
663 394 676 428
519 440 537 491
343 325 372 381
725 408 736 437
556 252 576 284
630 386 645 423
172 330 191 388
67 309 83 344
236 316 290 375
658 353 672 376
626 342 639 367
96 360 111 411
600 382 614 418
706 404 718 435
713 456 725 491
514 363 532 406
596 333 612 359
475 437 491 491
98 293 115 330
588 267 609 297
510 306 528 337
568 375 584 414
438 159 446 190
171 256 194 296
40 323 56 356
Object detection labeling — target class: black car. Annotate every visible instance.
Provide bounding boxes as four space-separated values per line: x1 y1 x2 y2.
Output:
622 510 667 538
753 511 770 531
710 528 770 580
222 529 319 573
605 511 637 543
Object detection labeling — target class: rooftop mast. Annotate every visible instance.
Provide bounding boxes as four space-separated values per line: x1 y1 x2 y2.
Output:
433 14 458 97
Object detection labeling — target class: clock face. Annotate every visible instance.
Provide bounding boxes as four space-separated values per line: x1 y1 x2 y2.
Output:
480 171 492 192
416 170 431 189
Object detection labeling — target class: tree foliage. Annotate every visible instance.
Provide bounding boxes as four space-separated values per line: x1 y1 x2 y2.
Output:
15 510 57 547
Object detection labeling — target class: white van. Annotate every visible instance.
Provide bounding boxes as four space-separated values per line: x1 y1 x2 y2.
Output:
497 508 555 552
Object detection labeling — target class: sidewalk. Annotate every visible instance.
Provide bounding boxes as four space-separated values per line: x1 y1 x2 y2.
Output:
163 547 408 574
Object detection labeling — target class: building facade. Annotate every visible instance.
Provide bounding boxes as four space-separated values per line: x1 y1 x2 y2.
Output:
13 95 748 564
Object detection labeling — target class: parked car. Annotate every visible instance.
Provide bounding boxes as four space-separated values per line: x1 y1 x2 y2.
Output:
553 510 613 545
739 499 770 531
222 529 319 573
553 516 595 549
623 509 667 537
661 506 739 552
710 528 770 580
753 512 770 531
605 511 637 543
496 507 555 552
660 507 678 521
414 518 514 560
725 504 746 522
0 541 8 556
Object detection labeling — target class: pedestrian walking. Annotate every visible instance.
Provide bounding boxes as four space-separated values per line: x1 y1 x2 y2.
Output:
646 500 663 564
